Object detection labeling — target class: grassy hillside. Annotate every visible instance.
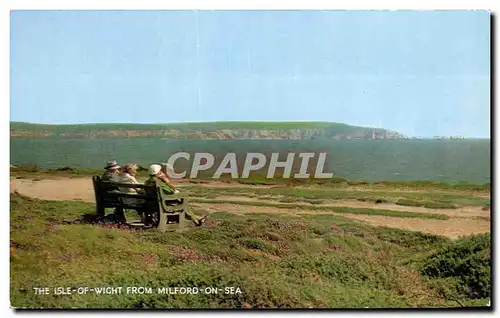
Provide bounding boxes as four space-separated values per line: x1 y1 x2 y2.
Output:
10 193 491 308
11 121 337 131
10 121 406 140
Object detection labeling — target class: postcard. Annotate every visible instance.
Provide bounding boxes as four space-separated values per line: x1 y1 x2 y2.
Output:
9 10 491 309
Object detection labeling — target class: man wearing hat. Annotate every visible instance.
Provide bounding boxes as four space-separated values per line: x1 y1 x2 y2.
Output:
145 164 207 227
102 160 121 182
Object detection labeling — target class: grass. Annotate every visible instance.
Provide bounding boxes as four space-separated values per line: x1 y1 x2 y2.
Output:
10 193 490 308
190 198 450 220
371 180 491 192
10 121 389 138
11 120 341 130
185 185 489 209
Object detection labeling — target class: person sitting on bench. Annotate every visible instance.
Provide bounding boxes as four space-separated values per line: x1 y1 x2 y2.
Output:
118 164 142 193
119 163 147 222
101 160 121 220
146 164 207 227
145 164 178 194
102 160 121 183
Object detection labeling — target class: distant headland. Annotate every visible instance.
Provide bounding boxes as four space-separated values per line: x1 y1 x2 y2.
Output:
11 121 476 140
10 121 413 140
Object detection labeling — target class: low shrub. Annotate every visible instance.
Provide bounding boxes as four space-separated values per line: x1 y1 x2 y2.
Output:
420 234 491 299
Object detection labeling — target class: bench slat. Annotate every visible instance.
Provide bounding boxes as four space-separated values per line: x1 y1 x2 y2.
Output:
103 192 150 200
100 182 155 190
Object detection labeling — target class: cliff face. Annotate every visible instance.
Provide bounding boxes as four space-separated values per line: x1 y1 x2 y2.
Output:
10 122 407 140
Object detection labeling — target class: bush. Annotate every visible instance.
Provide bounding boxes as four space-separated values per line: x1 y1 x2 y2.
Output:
420 234 491 299
396 199 456 209
396 199 423 207
239 237 274 251
422 202 457 209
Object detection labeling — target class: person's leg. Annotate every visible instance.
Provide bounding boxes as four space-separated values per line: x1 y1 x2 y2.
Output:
161 183 179 194
135 199 147 224
124 198 146 224
139 209 149 224
184 209 207 226
160 186 182 205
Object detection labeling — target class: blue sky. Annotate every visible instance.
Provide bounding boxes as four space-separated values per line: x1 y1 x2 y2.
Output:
10 10 490 137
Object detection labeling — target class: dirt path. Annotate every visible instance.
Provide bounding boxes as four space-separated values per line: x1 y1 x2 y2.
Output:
337 214 490 238
10 177 490 238
210 195 490 218
192 203 490 239
10 178 97 202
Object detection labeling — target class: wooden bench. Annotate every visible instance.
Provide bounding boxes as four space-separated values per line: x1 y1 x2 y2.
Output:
91 175 189 232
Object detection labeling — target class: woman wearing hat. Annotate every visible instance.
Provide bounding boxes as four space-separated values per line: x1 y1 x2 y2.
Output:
145 164 207 227
102 160 121 182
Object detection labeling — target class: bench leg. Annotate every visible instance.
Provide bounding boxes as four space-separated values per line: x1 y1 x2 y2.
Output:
116 207 126 223
156 212 185 232
96 204 105 220
143 210 156 227
157 211 167 232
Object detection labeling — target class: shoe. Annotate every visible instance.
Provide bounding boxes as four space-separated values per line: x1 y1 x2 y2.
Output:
196 215 208 227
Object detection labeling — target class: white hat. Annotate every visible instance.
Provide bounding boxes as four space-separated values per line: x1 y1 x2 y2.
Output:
148 164 162 176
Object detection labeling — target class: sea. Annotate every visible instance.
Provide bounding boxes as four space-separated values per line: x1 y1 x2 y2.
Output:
10 139 491 183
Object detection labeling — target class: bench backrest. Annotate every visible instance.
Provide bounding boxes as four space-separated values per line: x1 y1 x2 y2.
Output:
92 175 186 205
92 175 158 201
